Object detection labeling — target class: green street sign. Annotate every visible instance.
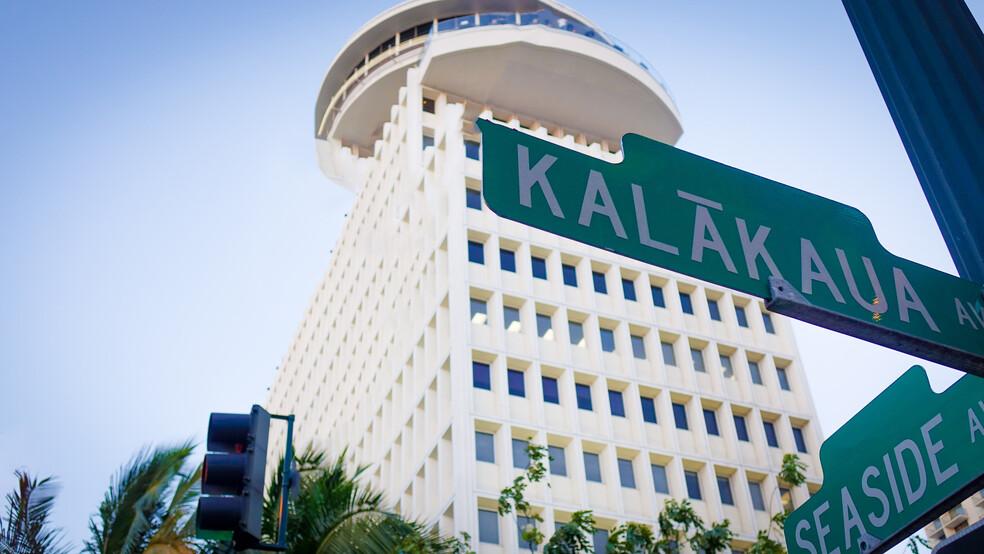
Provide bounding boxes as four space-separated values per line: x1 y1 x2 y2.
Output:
784 366 984 553
476 119 984 374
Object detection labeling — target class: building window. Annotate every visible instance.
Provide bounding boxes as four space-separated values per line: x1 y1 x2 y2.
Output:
622 278 636 301
618 458 636 488
703 409 719 436
473 361 491 390
685 470 702 500
661 341 677 366
680 292 694 314
500 248 516 272
478 509 499 544
631 335 646 359
762 312 776 334
507 369 525 397
422 133 435 149
503 306 521 333
749 361 763 385
569 321 586 347
793 427 808 453
600 327 616 352
575 383 593 411
422 97 435 113
466 188 482 210
592 271 607 294
735 305 749 327
470 298 487 324
734 415 750 441
548 445 567 476
467 240 484 264
641 397 658 424
562 264 577 286
720 354 734 379
749 481 766 511
592 530 609 554
651 285 666 307
465 139 480 160
763 421 780 448
609 390 625 417
584 452 603 482
542 376 560 404
780 487 793 512
475 431 495 463
777 367 792 391
707 299 721 321
651 464 670 494
717 476 735 505
673 403 689 430
531 256 547 279
691 348 706 372
517 516 538 551
512 438 530 469
536 313 553 339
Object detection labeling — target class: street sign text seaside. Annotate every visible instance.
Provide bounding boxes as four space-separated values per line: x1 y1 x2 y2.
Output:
476 119 984 373
784 367 984 553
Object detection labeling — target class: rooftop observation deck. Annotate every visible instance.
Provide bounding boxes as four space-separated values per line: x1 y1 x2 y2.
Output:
315 0 682 185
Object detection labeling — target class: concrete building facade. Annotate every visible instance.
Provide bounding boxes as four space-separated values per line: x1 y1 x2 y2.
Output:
265 1 825 551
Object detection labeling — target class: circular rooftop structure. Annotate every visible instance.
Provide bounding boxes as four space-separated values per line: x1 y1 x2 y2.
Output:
315 0 682 184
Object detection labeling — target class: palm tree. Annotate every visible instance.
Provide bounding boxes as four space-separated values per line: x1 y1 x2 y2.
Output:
0 470 68 554
84 441 202 554
260 448 454 553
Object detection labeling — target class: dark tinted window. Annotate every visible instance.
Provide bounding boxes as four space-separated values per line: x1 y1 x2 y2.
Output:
531 256 547 279
536 313 552 339
548 445 566 476
569 321 585 347
661 342 676 366
703 409 719 436
600 328 615 352
475 431 494 463
685 470 702 500
777 367 792 391
651 285 665 307
717 476 734 505
473 361 491 390
762 313 776 334
512 438 530 469
708 299 721 320
467 241 484 264
542 376 559 404
622 278 636 301
465 139 480 160
608 390 625 417
584 452 602 482
507 369 525 397
575 383 592 411
735 305 749 327
631 335 646 359
651 464 669 494
749 361 763 385
763 421 780 448
691 348 705 372
673 403 689 430
680 292 693 314
562 264 577 286
500 249 516 272
466 188 481 209
734 415 750 441
749 482 766 511
641 397 658 424
618 458 636 488
793 427 808 453
478 509 498 543
592 271 607 294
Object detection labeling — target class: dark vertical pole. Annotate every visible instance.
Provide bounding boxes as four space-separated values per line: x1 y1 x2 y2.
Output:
841 0 984 284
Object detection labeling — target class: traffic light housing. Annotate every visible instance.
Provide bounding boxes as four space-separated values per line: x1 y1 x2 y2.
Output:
197 405 270 549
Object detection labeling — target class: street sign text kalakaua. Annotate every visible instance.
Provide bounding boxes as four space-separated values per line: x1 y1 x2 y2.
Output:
476 119 984 374
784 367 984 553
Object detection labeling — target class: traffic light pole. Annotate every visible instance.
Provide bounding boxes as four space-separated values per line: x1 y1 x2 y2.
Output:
262 413 294 552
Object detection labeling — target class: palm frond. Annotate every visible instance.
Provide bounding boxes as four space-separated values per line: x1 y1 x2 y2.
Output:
0 470 69 554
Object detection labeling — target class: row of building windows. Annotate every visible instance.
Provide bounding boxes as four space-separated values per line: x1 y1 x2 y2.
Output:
470 298 793 390
465 239 776 333
473 361 809 454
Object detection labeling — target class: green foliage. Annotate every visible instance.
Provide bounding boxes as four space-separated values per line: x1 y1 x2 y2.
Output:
83 441 201 554
778 455 807 488
607 521 655 553
259 446 452 554
497 442 549 552
747 530 784 554
906 535 931 553
542 511 594 554
0 470 69 554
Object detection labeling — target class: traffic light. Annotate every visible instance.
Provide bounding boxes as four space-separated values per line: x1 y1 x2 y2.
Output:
197 405 270 549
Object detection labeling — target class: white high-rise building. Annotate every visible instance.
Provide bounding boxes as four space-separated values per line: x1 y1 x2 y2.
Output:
265 1 824 551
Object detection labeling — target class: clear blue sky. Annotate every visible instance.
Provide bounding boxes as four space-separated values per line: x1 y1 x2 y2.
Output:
1 1 981 550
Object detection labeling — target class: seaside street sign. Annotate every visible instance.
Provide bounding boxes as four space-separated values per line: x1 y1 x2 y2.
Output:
783 366 984 553
476 119 984 375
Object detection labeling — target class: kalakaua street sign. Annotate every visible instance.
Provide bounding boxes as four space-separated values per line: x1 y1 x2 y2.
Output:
476 119 984 375
783 366 984 553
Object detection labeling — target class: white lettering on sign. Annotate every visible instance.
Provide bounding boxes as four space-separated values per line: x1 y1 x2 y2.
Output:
736 218 783 281
955 299 978 329
971 401 984 443
921 414 958 485
517 145 564 218
578 170 626 238
631 184 678 255
836 249 888 314
677 190 738 273
801 238 847 304
893 439 926 505
841 486 867 549
796 519 818 554
812 500 839 554
894 267 940 332
862 466 890 527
